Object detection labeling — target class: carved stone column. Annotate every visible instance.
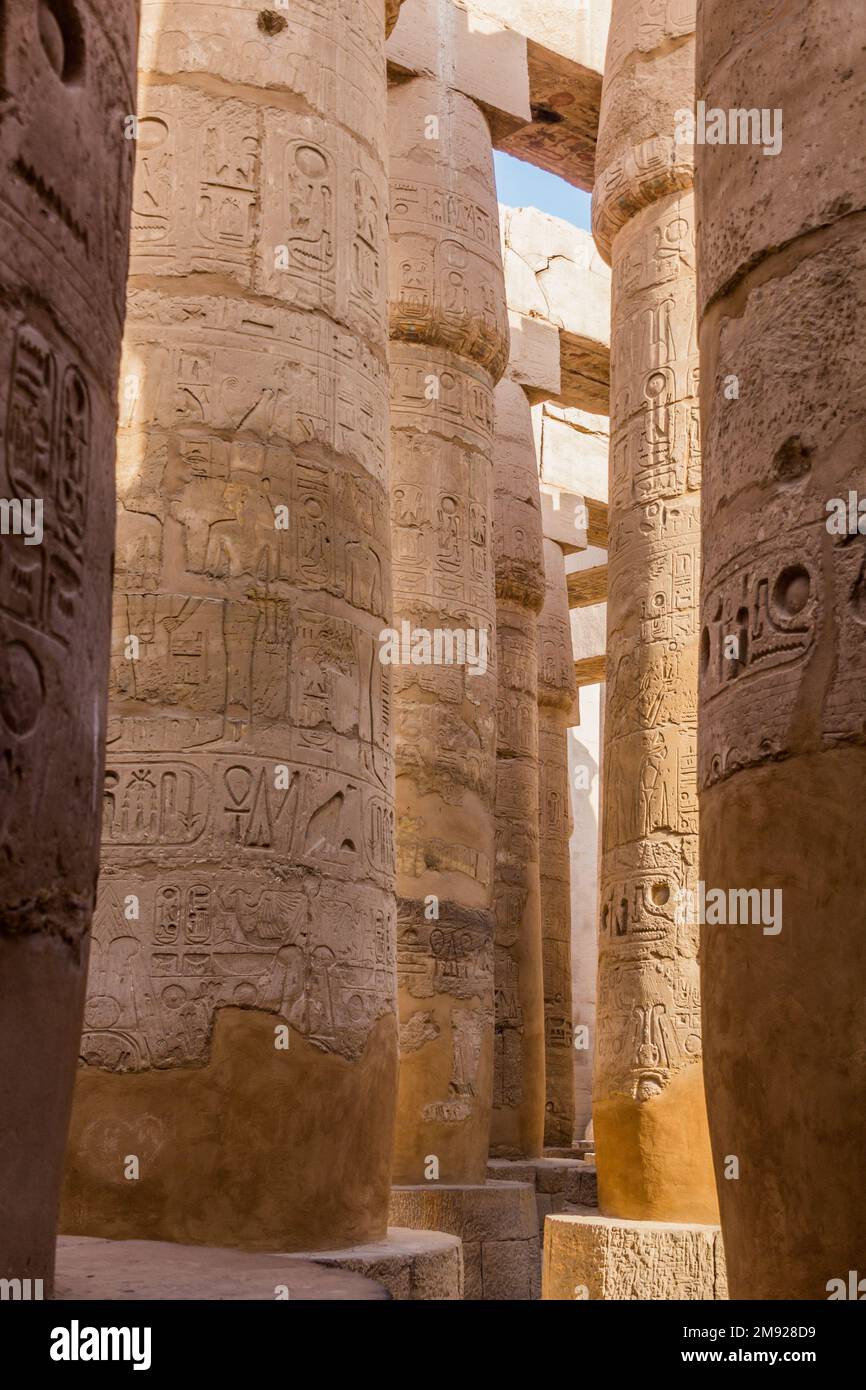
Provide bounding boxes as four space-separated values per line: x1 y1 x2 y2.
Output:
386 71 540 1300
388 74 507 1186
62 0 398 1253
696 0 866 1299
543 0 725 1299
490 378 546 1161
0 0 137 1295
537 538 577 1149
590 0 717 1226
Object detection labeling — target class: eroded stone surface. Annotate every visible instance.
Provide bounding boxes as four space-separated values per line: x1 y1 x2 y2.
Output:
390 1182 538 1299
542 1211 727 1300
389 71 507 1184
0 0 137 1292
593 0 717 1224
696 0 866 1300
537 539 577 1147
283 1227 463 1300
490 378 545 1159
501 207 610 413
62 0 399 1253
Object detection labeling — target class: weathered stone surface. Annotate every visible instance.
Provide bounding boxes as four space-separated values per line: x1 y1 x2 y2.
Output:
542 1211 727 1300
537 539 577 1147
390 1182 538 1299
593 0 717 1225
538 404 609 510
487 0 612 190
389 70 507 1184
567 681 603 1135
696 0 866 1300
282 1227 463 1300
387 0 531 140
0 0 138 1293
592 0 695 261
488 1156 599 1230
62 0 399 1253
505 311 561 399
385 0 405 36
55 1236 390 1300
490 378 545 1159
501 208 610 412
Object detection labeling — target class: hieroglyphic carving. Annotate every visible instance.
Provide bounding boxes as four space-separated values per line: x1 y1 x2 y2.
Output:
80 1 396 1082
491 379 546 1157
537 539 577 1148
598 194 701 1111
0 0 138 1285
695 0 866 1295
593 0 716 1225
389 75 507 1183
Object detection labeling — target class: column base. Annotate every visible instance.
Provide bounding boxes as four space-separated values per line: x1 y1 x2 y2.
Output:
55 1235 390 1301
542 1210 728 1300
56 1229 462 1301
282 1228 462 1300
390 1181 538 1299
487 1157 598 1236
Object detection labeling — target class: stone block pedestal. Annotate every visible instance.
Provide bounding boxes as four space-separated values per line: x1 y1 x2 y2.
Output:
487 1157 598 1235
390 1182 538 1300
283 1228 463 1301
542 1211 727 1300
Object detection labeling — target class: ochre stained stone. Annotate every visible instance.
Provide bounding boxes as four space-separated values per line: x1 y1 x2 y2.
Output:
696 0 866 1299
388 74 509 1184
592 0 718 1224
61 0 399 1253
0 0 138 1293
490 378 546 1160
537 538 577 1147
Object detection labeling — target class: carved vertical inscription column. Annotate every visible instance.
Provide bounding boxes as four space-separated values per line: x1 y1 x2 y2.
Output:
592 0 717 1222
490 379 546 1160
389 76 509 1183
537 539 577 1148
697 0 866 1298
0 0 137 1292
62 0 398 1252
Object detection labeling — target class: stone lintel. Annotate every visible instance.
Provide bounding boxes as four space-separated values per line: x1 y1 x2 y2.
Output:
567 566 607 609
539 485 588 553
584 499 608 548
542 1212 728 1301
386 0 531 138
573 655 606 688
499 42 601 192
507 311 562 397
502 207 611 412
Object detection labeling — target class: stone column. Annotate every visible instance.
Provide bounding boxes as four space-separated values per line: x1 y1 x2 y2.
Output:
490 378 546 1161
590 0 718 1226
0 0 137 1292
543 0 724 1298
62 0 398 1254
386 70 540 1300
696 0 866 1299
537 539 577 1148
388 74 507 1185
